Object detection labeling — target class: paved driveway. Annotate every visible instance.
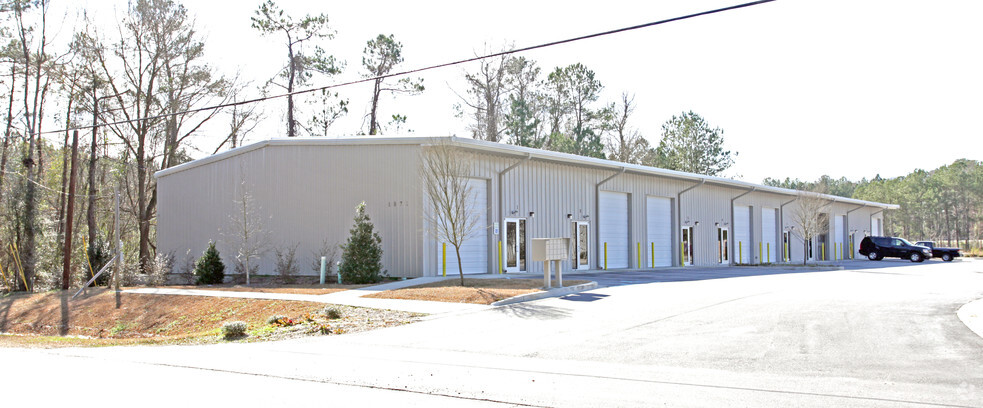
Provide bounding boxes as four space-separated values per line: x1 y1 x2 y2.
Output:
4 259 983 407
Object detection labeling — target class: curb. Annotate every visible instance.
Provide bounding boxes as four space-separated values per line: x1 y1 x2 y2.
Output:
491 281 598 306
957 298 983 340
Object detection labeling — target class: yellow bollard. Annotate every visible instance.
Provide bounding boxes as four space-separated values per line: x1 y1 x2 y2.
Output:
680 242 685 266
651 242 655 268
604 242 608 270
498 240 503 274
759 242 763 265
637 242 641 269
821 243 825 261
442 243 447 277
739 241 743 264
767 243 771 263
851 241 855 259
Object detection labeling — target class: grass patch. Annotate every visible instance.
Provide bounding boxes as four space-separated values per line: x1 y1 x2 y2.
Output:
364 278 591 305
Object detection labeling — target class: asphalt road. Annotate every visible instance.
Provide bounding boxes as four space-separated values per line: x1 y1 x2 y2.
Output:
4 259 983 407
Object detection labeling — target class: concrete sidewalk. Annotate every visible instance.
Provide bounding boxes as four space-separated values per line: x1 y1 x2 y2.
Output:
125 277 492 315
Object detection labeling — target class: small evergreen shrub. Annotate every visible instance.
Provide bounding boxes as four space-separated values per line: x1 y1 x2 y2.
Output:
221 321 247 338
195 242 225 285
338 202 385 284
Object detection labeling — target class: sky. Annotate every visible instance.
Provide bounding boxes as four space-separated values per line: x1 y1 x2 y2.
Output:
65 0 983 184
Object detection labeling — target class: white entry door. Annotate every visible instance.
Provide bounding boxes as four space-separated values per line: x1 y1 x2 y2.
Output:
599 191 629 269
734 205 750 264
681 226 694 266
646 196 672 267
573 222 590 270
441 178 487 275
503 218 526 273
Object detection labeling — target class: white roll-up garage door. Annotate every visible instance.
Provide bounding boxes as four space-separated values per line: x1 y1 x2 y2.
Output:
646 196 672 267
599 191 629 269
734 205 750 264
761 207 777 263
442 178 488 275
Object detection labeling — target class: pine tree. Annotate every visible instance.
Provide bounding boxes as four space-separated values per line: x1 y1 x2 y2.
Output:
338 202 385 284
195 241 226 285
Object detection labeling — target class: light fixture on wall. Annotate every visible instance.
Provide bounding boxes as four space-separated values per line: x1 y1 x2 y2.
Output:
583 214 590 220
528 211 535 218
567 213 573 219
684 218 691 225
510 209 518 215
694 221 700 227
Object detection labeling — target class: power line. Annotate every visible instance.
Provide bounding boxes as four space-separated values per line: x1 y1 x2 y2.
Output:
38 0 776 137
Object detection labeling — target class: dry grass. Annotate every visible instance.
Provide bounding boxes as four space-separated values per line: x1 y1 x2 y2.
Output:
365 278 590 305
0 288 420 348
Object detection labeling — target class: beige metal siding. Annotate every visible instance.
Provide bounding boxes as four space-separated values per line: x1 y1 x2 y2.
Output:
157 143 425 277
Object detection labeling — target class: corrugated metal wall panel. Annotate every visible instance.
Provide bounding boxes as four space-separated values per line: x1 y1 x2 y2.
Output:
157 143 424 278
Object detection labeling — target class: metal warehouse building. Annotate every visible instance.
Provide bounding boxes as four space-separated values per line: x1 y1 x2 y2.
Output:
155 136 898 277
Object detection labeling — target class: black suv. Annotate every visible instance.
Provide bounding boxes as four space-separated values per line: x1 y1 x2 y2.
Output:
859 236 932 262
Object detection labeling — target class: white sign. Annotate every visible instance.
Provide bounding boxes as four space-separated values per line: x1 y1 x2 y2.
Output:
493 222 500 235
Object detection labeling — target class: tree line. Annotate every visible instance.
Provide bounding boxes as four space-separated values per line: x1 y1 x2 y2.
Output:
765 159 983 250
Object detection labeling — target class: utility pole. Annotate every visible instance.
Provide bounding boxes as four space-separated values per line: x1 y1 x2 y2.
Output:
61 130 80 290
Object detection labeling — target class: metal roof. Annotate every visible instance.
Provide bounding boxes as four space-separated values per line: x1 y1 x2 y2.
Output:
155 135 900 210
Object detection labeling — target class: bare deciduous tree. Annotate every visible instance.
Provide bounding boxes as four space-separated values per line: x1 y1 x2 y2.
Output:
791 189 830 265
458 45 510 142
226 174 270 286
421 138 482 286
605 92 654 165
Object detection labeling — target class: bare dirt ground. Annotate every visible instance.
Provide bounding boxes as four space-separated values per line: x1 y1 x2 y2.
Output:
0 288 421 348
365 278 591 304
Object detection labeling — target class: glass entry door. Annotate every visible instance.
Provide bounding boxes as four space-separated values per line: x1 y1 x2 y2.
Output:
573 222 590 270
681 226 694 266
717 227 729 264
783 231 791 262
504 218 526 273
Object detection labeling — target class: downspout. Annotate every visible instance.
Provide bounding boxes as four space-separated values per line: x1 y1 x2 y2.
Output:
779 197 797 262
676 179 705 266
596 167 626 269
730 187 756 265
497 153 531 273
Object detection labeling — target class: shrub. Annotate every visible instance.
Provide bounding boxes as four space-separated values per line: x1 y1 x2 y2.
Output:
266 314 287 325
86 237 112 286
310 239 338 277
146 252 175 286
195 242 225 285
222 321 248 338
338 202 385 284
324 307 342 320
274 243 300 284
177 249 196 285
